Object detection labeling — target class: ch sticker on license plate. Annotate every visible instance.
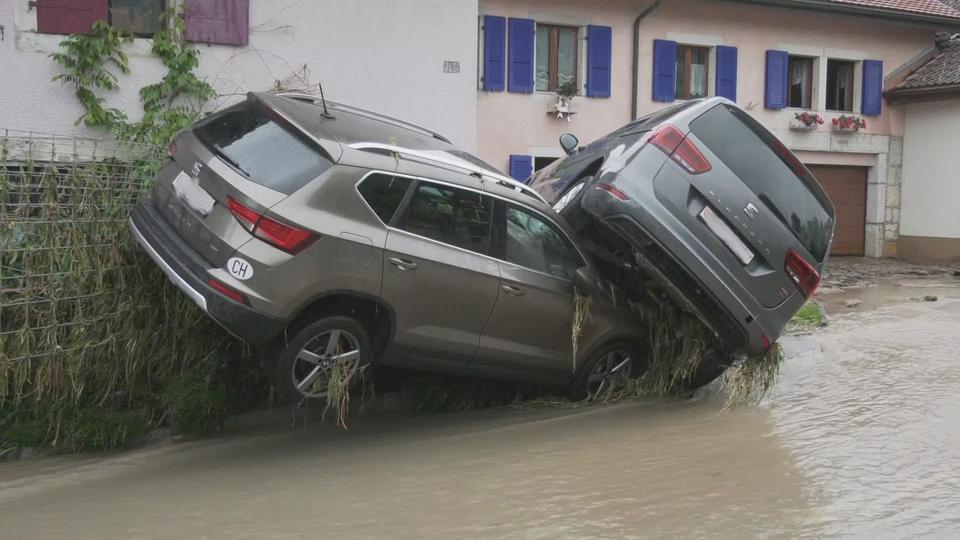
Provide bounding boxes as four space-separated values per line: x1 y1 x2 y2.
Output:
227 257 255 281
173 171 215 216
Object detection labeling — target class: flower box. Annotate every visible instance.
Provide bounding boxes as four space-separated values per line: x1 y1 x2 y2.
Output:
790 112 824 131
832 115 866 132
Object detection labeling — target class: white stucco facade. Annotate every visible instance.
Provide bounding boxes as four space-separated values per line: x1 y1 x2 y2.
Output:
900 100 960 240
0 0 479 150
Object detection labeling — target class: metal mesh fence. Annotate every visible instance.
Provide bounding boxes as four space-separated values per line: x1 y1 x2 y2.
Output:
0 130 244 436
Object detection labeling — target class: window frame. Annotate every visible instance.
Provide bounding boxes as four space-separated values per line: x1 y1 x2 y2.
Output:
787 55 815 110
355 172 416 226
493 200 586 281
535 23 581 93
825 59 856 112
675 44 711 101
108 0 167 37
390 178 497 257
359 171 590 274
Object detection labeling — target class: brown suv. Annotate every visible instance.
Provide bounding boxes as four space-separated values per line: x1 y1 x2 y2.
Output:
130 92 645 402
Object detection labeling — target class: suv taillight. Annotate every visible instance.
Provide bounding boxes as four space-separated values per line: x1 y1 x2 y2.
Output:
227 197 317 254
785 249 820 298
649 125 712 175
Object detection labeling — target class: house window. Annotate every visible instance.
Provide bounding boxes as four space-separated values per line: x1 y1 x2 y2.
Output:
534 156 558 171
826 59 855 112
110 0 165 36
675 45 709 100
788 56 814 109
535 24 579 92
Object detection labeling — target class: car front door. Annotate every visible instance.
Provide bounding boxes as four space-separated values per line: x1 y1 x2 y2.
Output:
472 202 585 379
379 179 500 373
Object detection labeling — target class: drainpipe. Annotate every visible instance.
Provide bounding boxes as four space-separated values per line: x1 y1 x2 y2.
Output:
632 0 661 121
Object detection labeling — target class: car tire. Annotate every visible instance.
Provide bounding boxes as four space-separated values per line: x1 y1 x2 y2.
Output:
570 340 646 402
269 316 372 404
683 350 732 390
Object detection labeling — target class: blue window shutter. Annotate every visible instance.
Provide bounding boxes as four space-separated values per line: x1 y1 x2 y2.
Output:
765 50 789 110
508 18 535 93
716 45 738 102
652 39 677 102
509 155 533 182
586 25 613 98
482 16 506 91
862 59 884 116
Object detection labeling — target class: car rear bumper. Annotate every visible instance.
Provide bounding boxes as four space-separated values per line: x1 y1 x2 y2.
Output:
129 202 286 344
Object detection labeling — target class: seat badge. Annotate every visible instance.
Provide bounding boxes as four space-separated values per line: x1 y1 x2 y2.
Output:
191 161 204 177
744 203 759 219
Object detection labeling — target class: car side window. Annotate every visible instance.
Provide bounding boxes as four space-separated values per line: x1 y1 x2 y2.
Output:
357 173 413 224
503 205 583 280
396 181 493 255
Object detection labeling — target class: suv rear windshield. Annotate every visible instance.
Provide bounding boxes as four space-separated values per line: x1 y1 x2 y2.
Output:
194 103 333 195
690 104 834 261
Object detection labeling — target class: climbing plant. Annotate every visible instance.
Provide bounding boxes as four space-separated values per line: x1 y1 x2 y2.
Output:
50 11 215 146
50 21 132 129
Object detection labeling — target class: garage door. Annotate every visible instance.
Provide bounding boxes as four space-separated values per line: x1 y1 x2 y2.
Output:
806 165 867 256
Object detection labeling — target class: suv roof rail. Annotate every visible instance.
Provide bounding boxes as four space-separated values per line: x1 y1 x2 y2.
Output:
275 92 452 144
348 142 547 204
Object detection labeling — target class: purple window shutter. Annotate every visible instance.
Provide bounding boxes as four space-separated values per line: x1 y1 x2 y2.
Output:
586 25 612 98
37 0 108 35
652 39 677 102
765 50 789 109
715 46 738 102
862 60 884 116
185 0 249 46
482 16 506 92
508 18 535 93
509 155 533 182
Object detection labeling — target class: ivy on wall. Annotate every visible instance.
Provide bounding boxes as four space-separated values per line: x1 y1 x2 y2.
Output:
51 12 216 146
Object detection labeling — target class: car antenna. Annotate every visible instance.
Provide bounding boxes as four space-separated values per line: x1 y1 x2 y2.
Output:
318 83 335 119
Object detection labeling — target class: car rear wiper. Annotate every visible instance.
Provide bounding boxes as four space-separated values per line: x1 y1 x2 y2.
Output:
211 147 250 177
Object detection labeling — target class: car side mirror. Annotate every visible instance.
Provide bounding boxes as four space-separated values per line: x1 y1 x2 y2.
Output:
573 266 598 296
559 133 579 156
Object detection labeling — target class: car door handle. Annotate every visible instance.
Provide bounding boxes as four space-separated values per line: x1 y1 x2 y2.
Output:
388 257 418 271
501 284 525 296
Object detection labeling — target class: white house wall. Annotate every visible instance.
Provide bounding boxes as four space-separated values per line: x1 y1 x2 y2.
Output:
898 99 960 261
0 0 479 150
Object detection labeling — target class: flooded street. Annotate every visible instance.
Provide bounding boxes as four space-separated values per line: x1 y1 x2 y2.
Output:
3 275 960 538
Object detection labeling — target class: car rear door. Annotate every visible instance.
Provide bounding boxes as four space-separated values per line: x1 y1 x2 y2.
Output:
156 99 337 267
472 201 584 378
652 103 834 307
379 180 500 373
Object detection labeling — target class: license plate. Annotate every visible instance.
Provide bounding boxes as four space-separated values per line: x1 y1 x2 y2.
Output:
173 171 215 217
699 205 755 265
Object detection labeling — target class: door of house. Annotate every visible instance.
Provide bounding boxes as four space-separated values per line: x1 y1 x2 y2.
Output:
807 165 868 256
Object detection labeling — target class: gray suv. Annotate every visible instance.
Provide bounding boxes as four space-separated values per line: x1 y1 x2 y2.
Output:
528 98 835 361
130 92 644 402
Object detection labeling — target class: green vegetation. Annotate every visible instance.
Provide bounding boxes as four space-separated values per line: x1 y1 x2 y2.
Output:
0 140 255 454
162 370 228 438
51 12 215 146
791 301 825 327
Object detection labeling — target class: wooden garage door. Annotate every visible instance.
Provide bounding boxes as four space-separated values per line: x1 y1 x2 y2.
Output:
806 165 867 256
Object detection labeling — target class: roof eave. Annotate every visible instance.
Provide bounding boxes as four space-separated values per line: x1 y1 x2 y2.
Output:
885 84 960 103
725 0 960 28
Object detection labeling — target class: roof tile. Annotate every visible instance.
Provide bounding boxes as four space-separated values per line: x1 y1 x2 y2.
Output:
896 33 960 89
829 0 960 19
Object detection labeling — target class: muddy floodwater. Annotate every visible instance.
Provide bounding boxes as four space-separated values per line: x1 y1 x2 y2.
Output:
3 276 960 538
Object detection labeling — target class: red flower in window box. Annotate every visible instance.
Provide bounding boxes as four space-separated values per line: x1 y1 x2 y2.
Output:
791 112 824 130
833 115 866 132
